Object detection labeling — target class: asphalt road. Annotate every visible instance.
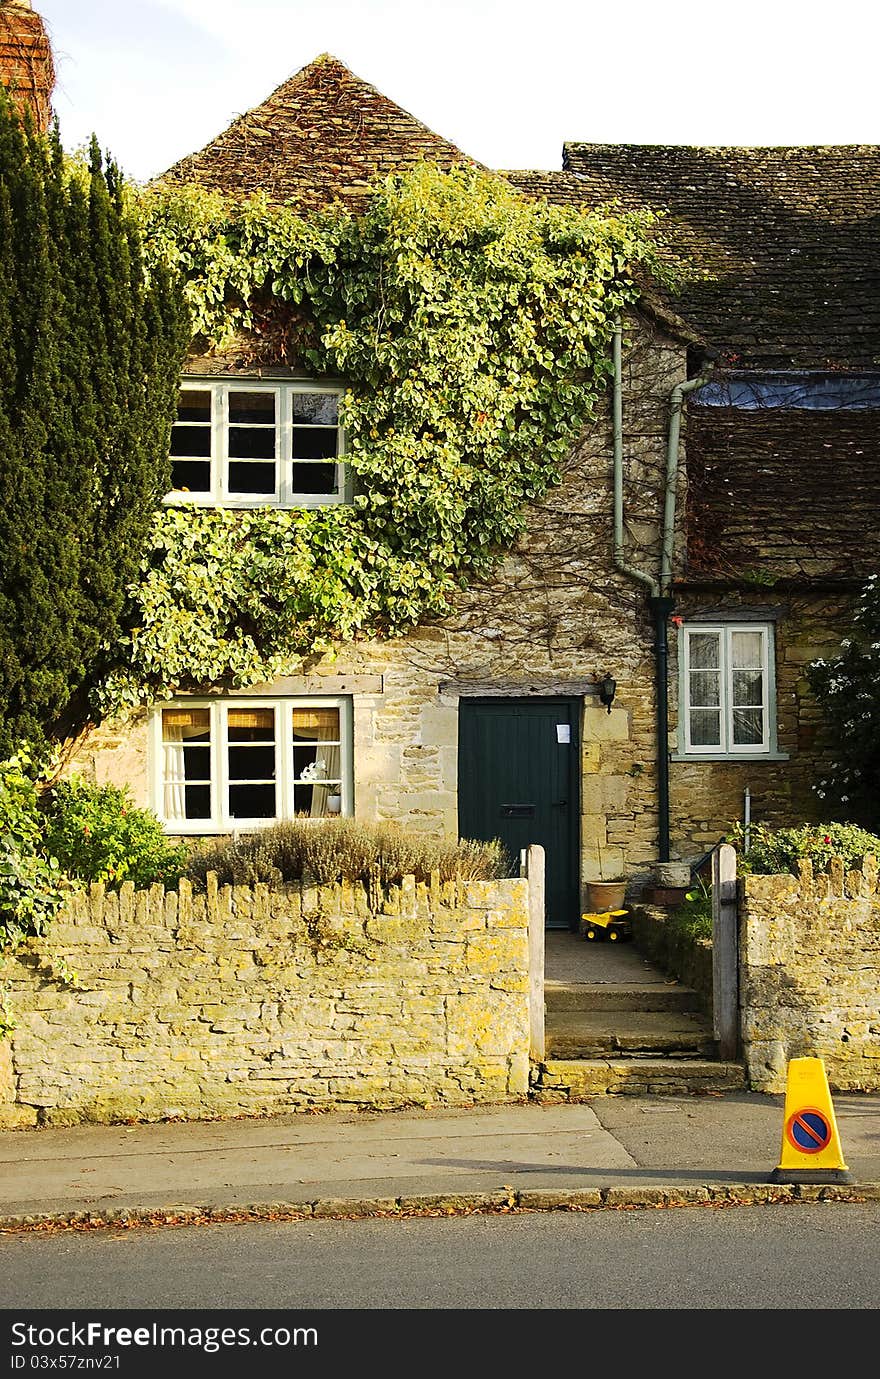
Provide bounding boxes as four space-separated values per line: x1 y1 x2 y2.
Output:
3 1201 880 1311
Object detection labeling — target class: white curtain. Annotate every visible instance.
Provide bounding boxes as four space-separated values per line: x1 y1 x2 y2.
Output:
301 709 341 818
163 725 187 822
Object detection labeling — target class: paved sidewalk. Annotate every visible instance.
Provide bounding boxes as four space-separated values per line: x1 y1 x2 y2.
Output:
1 1091 879 1229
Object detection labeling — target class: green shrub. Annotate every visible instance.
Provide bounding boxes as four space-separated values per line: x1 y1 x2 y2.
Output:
184 818 511 891
728 820 880 876
0 753 67 948
43 777 187 889
667 878 713 943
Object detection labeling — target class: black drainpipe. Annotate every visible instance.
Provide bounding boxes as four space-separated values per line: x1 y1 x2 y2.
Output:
649 594 676 863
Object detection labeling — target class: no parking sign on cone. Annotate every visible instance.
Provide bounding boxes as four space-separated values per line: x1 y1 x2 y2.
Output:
769 1057 851 1185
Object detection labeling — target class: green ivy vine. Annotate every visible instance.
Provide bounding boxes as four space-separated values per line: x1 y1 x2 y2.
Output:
102 163 670 711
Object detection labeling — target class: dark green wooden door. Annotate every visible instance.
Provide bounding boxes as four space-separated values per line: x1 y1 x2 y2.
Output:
458 698 579 930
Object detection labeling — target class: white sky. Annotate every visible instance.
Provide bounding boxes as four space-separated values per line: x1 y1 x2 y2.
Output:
33 0 880 184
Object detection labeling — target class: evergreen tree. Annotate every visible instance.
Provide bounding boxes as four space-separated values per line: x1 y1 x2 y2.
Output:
0 95 189 756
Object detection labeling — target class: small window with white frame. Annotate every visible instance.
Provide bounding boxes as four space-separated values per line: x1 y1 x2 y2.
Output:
680 623 775 756
153 697 352 832
166 379 347 508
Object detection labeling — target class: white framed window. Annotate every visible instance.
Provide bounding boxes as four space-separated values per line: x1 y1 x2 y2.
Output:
680 623 775 756
150 697 353 833
166 379 348 508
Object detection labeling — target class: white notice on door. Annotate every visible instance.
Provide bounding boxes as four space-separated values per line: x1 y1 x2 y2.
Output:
556 723 570 744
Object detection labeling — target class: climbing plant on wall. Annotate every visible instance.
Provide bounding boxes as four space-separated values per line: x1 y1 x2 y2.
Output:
102 163 671 712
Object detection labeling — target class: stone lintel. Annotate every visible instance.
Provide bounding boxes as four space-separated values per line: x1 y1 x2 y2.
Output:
178 675 383 697
439 680 600 698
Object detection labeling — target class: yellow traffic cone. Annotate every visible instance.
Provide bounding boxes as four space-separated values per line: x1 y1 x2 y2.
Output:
769 1057 850 1184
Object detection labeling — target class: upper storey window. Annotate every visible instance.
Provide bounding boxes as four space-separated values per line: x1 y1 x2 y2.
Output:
166 379 347 508
694 372 880 410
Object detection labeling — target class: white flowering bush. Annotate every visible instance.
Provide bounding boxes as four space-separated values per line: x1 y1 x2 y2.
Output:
809 576 880 828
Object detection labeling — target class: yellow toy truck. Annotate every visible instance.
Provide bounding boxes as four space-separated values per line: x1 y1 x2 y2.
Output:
580 908 632 942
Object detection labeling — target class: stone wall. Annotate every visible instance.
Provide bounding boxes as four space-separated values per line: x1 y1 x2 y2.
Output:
739 858 880 1093
0 874 530 1128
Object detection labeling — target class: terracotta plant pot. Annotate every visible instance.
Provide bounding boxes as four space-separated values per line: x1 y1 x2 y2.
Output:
585 879 627 912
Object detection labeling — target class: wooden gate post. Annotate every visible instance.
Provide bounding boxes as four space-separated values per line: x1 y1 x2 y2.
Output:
711 842 739 1060
522 844 545 1062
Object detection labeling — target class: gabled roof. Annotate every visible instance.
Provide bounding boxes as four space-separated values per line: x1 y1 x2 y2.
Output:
157 54 476 210
508 145 880 369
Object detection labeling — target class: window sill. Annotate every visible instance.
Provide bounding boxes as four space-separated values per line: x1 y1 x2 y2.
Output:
163 816 349 836
669 752 790 763
163 495 348 510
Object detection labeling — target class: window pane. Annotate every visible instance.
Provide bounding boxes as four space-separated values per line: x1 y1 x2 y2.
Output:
732 669 764 707
292 428 338 459
689 670 720 706
171 460 211 493
690 708 721 747
227 461 277 495
733 708 764 746
162 708 210 738
229 783 276 818
731 631 763 668
688 633 719 670
293 745 331 780
170 425 212 457
292 463 338 495
176 390 211 423
292 708 340 739
228 427 277 459
229 392 275 424
228 745 276 780
228 708 275 739
292 393 338 425
163 739 210 783
182 784 212 820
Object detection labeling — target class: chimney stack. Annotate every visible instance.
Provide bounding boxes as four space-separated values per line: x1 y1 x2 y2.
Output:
0 2 54 132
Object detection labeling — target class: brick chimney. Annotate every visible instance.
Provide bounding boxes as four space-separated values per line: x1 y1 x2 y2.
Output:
0 2 54 131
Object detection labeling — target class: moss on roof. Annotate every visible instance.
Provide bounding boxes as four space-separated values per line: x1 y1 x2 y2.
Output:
509 146 880 368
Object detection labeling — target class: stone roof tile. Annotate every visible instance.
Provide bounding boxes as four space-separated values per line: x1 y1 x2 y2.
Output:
157 53 477 210
506 146 880 368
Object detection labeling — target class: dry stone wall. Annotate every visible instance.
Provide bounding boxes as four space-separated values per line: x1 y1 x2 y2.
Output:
0 874 530 1128
739 858 880 1092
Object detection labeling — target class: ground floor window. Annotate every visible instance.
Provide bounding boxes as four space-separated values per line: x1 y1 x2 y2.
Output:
679 622 776 756
151 697 352 832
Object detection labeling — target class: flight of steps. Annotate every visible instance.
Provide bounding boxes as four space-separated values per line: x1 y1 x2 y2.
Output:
530 974 746 1100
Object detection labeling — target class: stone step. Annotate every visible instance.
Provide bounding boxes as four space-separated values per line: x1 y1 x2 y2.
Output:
531 1057 746 1100
545 1011 718 1060
544 980 703 1015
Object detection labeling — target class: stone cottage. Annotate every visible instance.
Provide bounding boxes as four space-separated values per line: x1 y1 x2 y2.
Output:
69 56 880 930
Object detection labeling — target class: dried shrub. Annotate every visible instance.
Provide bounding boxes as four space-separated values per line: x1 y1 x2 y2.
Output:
183 818 511 891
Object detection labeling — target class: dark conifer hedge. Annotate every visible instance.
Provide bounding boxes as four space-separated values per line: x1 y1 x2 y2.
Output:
0 95 188 756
